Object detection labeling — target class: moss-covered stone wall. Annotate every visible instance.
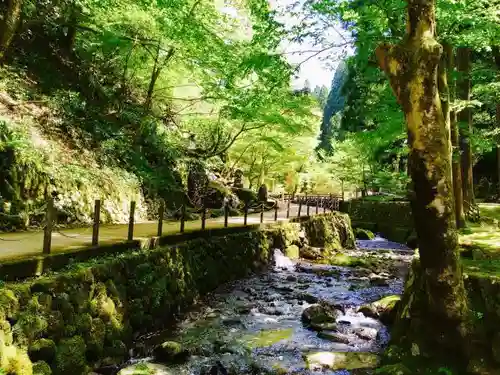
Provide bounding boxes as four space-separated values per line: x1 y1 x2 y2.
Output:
0 212 354 375
341 199 413 243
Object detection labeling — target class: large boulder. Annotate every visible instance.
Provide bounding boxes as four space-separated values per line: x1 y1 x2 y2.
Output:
187 162 209 207
153 341 190 364
301 212 356 253
205 180 231 209
357 295 401 325
300 246 324 260
301 301 342 329
304 352 379 371
232 188 257 205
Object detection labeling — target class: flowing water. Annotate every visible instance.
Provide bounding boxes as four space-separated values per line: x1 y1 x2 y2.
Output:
119 241 413 375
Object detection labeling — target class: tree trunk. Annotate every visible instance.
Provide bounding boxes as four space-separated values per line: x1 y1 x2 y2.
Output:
442 44 465 228
493 47 500 199
456 47 475 218
376 0 468 367
0 0 23 62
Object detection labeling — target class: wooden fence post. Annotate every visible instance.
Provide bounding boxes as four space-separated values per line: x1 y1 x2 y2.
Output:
329 194 333 212
274 202 278 221
315 197 319 215
43 198 54 254
260 203 264 223
244 203 248 226
224 202 229 228
306 199 310 216
322 197 326 214
128 201 136 241
157 201 164 237
286 198 290 218
180 204 186 233
298 198 302 217
92 199 101 246
201 202 206 230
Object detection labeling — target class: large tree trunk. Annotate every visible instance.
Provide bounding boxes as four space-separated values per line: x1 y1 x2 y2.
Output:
456 47 476 218
0 0 23 62
442 44 465 228
376 0 468 367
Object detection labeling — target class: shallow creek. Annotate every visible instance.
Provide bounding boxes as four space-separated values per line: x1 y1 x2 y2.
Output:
120 240 413 375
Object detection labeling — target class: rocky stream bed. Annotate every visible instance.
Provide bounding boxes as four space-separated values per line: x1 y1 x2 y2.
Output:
117 238 413 375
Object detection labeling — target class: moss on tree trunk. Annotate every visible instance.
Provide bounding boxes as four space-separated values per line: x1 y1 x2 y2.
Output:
0 0 23 61
376 0 469 367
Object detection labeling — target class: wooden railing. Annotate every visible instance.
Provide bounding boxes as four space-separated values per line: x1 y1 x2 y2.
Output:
1 194 342 255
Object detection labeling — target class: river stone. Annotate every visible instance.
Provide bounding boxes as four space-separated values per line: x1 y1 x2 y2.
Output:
297 292 318 304
357 295 401 324
301 302 341 327
309 322 337 331
300 246 323 260
153 341 189 364
369 273 389 286
317 331 350 344
304 351 379 371
354 327 378 341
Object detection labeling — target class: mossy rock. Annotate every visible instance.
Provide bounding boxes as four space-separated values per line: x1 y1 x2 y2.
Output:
29 338 56 363
232 188 257 204
304 351 379 371
86 318 106 359
302 212 356 251
153 341 189 364
0 288 20 319
33 361 52 375
358 295 401 325
54 336 87 375
284 245 299 259
355 228 375 240
301 302 341 327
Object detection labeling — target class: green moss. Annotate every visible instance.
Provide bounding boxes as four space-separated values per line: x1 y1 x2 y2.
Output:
0 329 33 375
28 338 56 363
14 296 48 344
284 245 299 259
33 361 52 375
304 351 379 371
302 212 356 252
54 336 87 375
0 288 19 320
153 341 189 363
240 328 293 349
462 259 500 279
355 228 375 240
329 253 375 268
375 364 412 375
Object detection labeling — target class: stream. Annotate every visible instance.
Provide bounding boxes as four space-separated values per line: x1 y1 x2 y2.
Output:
119 238 413 375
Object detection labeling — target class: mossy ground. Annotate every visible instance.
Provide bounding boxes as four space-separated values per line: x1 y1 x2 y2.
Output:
459 203 500 261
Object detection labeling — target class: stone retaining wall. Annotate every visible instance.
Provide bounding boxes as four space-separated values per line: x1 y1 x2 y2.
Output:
340 200 414 243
